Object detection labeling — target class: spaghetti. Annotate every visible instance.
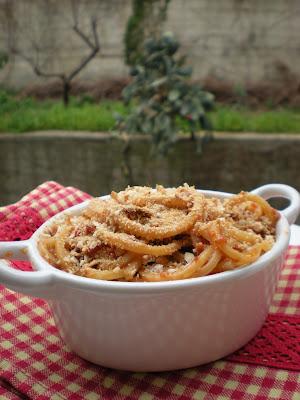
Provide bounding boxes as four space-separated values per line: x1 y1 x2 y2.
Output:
38 185 279 282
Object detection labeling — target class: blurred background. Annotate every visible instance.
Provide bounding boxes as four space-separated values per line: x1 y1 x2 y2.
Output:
0 0 299 206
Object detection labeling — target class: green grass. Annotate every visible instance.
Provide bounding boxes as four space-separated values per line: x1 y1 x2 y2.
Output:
0 93 127 132
211 106 300 133
0 91 299 133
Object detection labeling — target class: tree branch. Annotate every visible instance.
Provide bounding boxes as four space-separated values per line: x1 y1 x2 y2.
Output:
9 3 100 89
11 47 65 80
91 17 100 48
68 16 100 81
73 24 95 49
68 47 98 81
72 15 100 48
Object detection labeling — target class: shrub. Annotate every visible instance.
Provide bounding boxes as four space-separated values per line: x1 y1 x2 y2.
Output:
116 33 214 154
0 51 8 69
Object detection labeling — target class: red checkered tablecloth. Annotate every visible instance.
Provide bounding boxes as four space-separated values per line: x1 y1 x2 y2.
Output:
0 182 300 400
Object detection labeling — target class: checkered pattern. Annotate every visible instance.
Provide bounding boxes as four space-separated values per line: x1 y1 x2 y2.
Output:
227 313 300 370
270 247 300 315
0 275 300 400
0 181 91 222
1 183 300 399
226 247 300 371
0 384 18 400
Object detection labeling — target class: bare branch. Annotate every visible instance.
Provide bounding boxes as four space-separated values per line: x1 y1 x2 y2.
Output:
68 46 98 81
73 24 95 49
68 16 100 81
91 16 100 48
6 0 101 105
11 47 65 80
72 9 100 50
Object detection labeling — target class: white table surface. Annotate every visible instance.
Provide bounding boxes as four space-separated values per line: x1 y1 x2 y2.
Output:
289 224 300 245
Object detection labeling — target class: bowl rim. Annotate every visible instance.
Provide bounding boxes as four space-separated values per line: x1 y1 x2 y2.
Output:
28 189 290 294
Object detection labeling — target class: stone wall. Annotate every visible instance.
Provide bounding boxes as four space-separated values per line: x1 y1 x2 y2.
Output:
0 0 299 88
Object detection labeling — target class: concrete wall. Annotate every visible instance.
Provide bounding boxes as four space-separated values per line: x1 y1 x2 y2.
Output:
0 0 299 88
0 0 131 87
0 133 300 210
166 0 300 85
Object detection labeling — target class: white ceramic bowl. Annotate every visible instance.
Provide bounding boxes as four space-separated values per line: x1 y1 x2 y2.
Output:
0 184 299 372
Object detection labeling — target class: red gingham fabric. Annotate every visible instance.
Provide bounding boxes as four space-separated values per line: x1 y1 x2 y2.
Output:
0 181 91 223
0 384 19 399
1 182 300 400
227 313 300 370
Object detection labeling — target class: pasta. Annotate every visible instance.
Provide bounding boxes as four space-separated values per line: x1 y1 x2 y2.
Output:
38 184 279 282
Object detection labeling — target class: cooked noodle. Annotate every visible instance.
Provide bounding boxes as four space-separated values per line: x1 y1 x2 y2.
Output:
38 185 279 282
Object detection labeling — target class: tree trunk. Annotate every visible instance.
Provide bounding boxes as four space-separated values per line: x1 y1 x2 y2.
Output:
122 140 134 186
63 80 70 106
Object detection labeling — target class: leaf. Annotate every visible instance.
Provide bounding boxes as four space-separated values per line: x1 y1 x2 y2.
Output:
180 102 191 116
117 32 214 155
199 115 213 130
168 90 180 102
149 77 168 89
141 118 153 134
122 86 134 102
113 112 123 123
190 112 199 121
176 66 192 77
0 51 8 69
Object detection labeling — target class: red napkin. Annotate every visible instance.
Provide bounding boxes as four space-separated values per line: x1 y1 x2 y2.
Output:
0 182 300 400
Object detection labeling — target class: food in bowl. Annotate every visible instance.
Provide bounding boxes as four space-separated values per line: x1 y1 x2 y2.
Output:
38 184 279 282
0 183 297 371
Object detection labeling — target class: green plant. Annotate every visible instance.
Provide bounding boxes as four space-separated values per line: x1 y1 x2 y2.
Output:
1 91 299 134
124 0 145 66
117 33 214 154
124 0 171 66
0 51 8 69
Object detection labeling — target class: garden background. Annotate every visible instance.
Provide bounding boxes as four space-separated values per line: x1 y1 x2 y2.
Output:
0 0 299 208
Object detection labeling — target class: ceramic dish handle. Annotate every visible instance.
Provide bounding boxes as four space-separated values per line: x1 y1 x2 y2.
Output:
0 240 54 298
252 184 300 225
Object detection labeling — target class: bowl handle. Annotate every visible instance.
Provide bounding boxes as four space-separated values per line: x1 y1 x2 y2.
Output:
251 184 300 225
0 240 54 298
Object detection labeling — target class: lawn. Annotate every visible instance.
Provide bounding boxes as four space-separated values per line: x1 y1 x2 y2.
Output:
0 91 300 133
